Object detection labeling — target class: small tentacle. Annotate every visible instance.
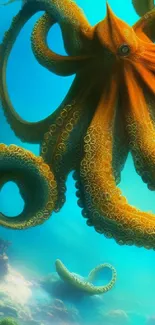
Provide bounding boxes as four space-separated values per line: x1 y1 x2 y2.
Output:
55 259 117 295
0 144 57 229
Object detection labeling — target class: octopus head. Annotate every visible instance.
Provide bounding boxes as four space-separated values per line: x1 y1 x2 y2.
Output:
95 3 139 59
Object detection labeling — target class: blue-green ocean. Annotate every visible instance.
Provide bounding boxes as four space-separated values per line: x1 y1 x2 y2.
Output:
0 1 155 324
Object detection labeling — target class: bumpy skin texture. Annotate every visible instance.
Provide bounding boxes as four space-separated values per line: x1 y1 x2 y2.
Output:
55 259 117 295
1 1 155 249
0 144 57 229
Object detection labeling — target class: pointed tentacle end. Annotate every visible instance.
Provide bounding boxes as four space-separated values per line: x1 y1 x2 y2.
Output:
0 144 57 229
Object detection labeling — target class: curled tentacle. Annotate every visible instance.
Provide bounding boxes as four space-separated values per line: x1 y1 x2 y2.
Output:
3 0 155 248
87 263 117 285
31 13 93 75
0 144 57 229
0 0 92 230
0 0 92 144
12 0 92 55
0 4 56 144
55 259 117 295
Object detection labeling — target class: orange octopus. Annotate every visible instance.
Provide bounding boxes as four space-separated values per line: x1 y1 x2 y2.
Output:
1 0 155 249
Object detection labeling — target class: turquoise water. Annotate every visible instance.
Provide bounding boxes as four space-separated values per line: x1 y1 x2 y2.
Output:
0 1 155 324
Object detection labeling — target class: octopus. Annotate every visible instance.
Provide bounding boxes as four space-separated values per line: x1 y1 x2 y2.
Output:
55 259 117 295
1 0 155 249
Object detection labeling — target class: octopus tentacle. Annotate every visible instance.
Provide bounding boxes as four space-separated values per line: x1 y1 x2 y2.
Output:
31 12 129 187
87 263 117 284
7 0 93 55
112 104 129 185
41 65 101 211
0 0 92 144
78 74 155 249
32 0 92 56
0 5 57 144
0 1 82 229
0 144 57 229
55 259 117 295
123 63 155 190
2 0 155 249
31 13 93 75
132 0 154 16
133 5 155 42
133 70 155 126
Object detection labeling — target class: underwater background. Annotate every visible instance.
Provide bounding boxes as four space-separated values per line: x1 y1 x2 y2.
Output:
0 0 155 324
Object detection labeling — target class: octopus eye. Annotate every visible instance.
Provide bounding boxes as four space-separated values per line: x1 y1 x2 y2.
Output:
118 44 130 56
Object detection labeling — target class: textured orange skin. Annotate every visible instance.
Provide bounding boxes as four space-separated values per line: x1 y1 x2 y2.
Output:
79 5 155 249
1 1 155 249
